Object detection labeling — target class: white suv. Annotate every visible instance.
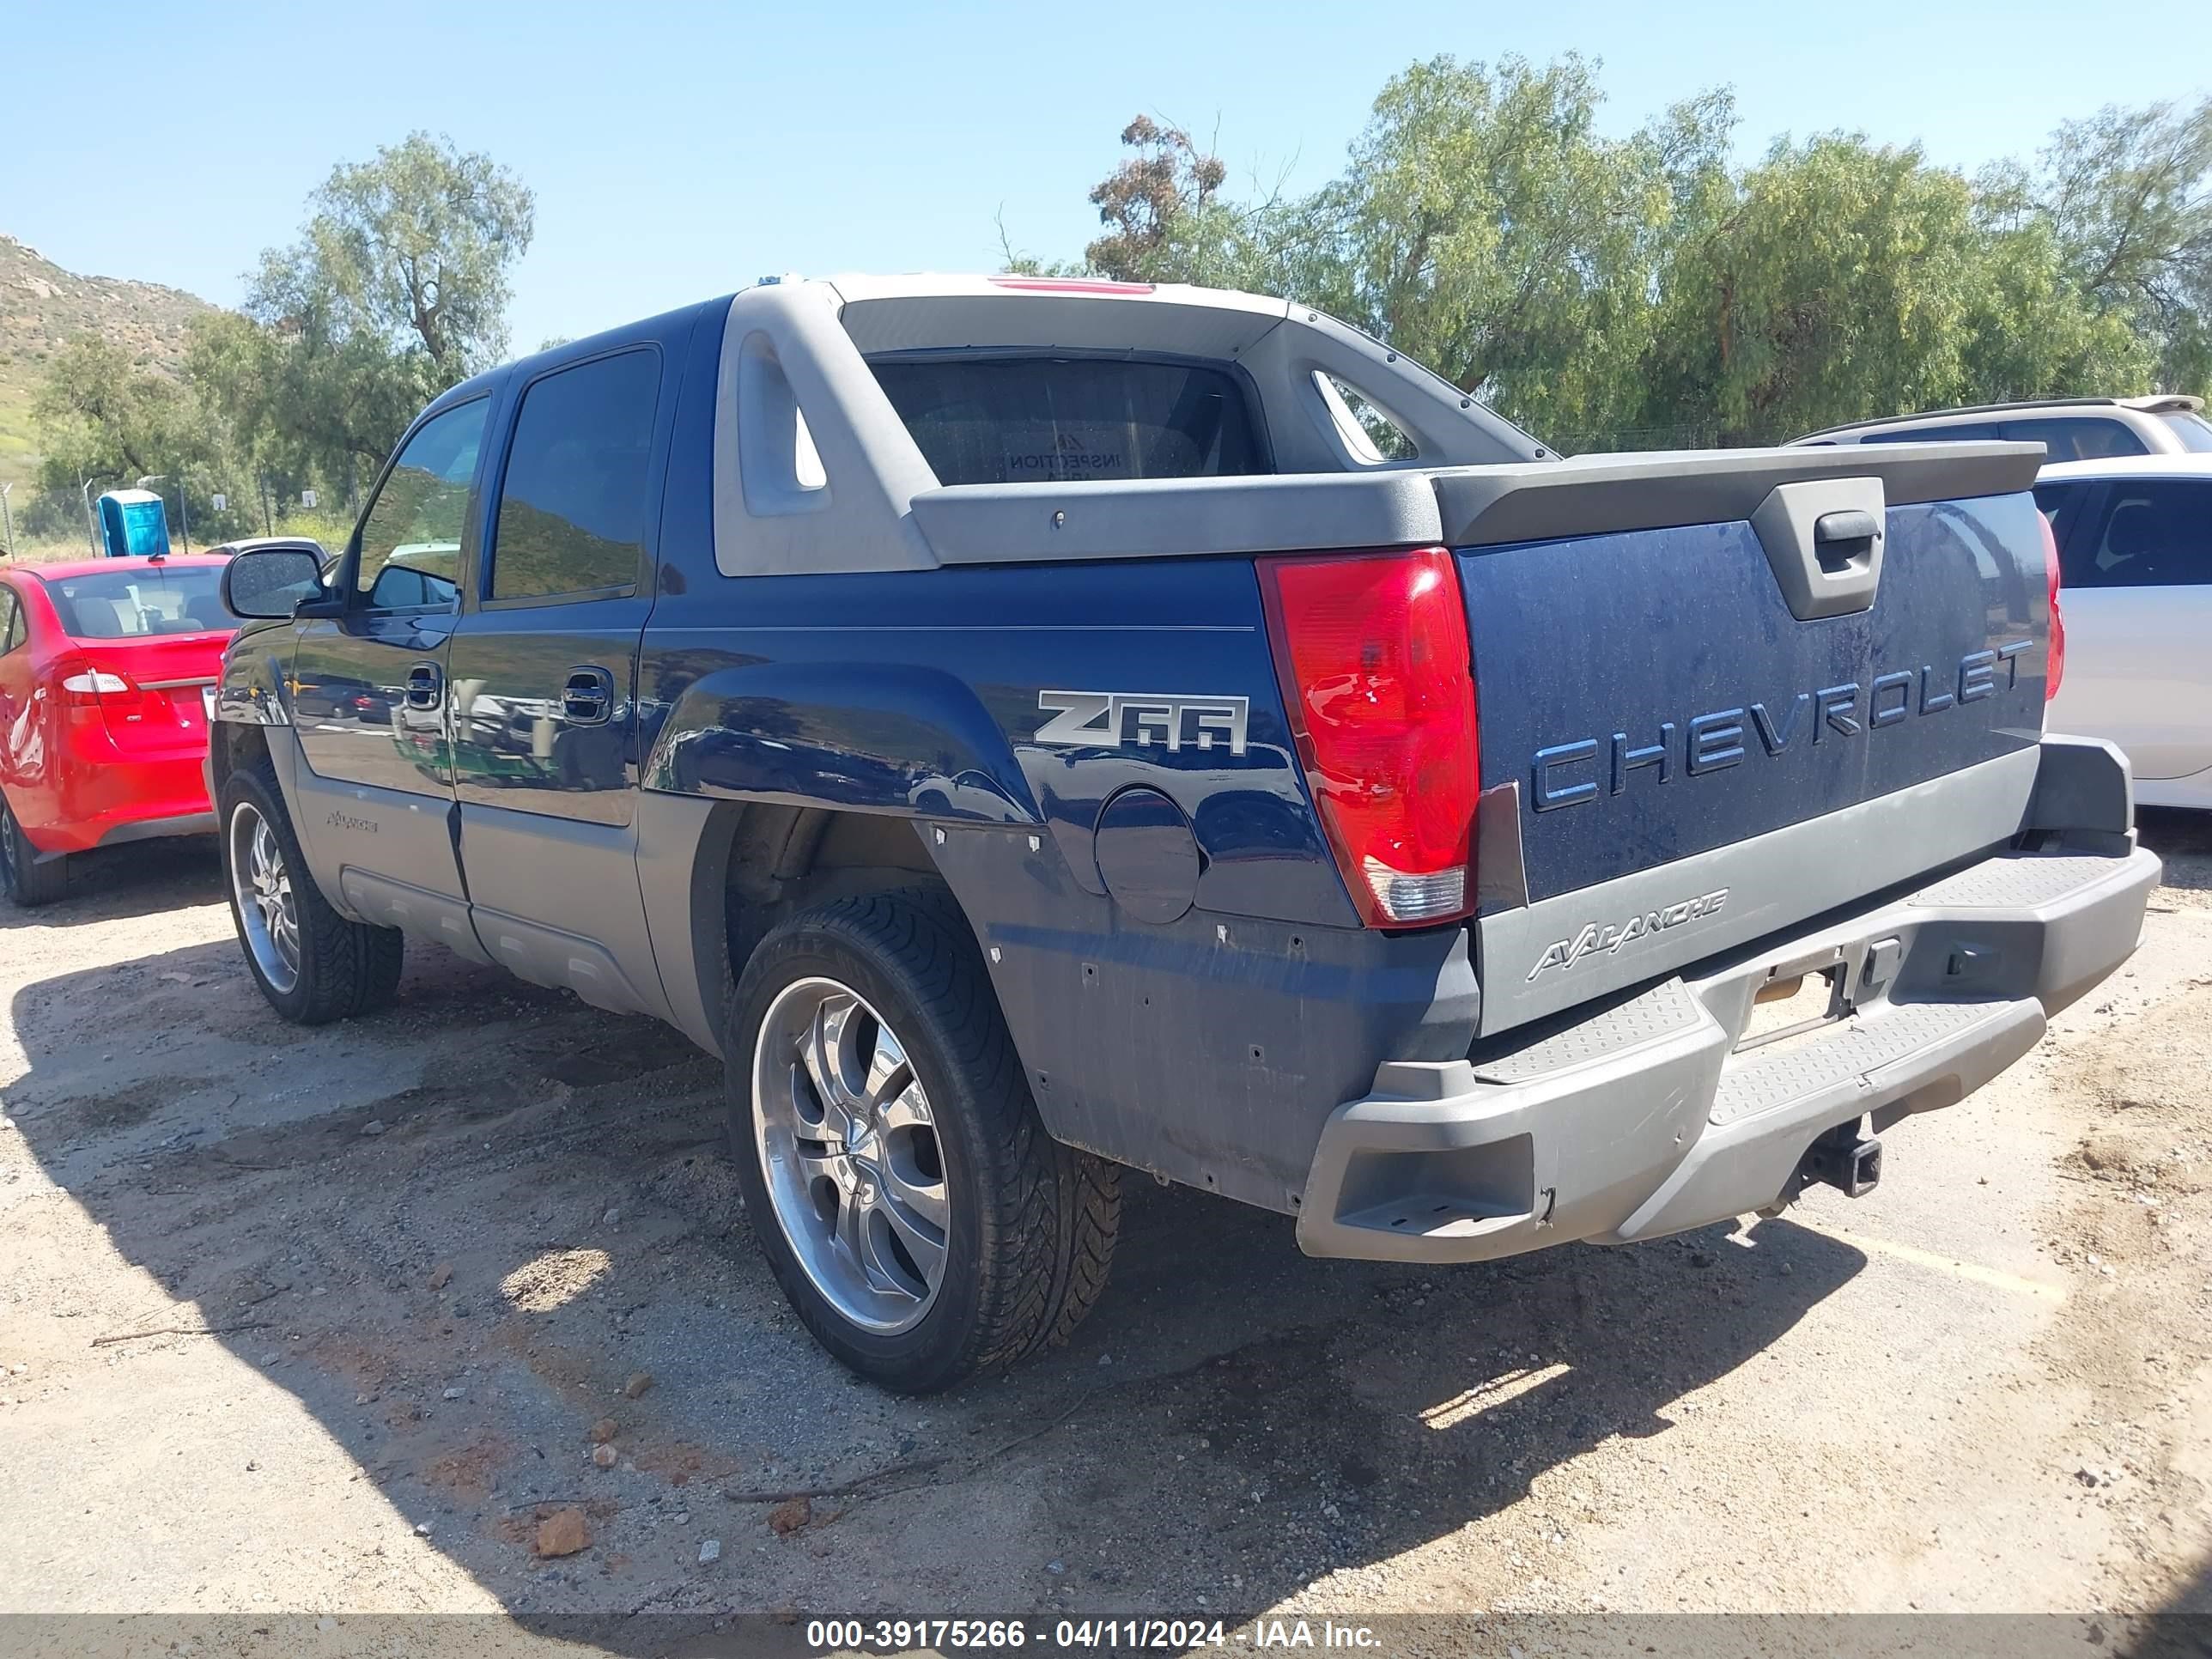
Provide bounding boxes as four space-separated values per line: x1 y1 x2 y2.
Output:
1792 396 2212 464
2035 454 2212 811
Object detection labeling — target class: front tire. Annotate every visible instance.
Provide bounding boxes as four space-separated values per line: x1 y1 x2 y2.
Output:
218 763 403 1024
0 795 67 908
726 890 1121 1392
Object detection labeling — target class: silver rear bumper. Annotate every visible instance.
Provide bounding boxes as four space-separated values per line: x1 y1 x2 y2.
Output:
1294 836 2159 1262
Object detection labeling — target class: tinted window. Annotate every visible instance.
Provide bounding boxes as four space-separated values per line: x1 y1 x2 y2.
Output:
490 350 659 599
2062 481 2209 588
0 587 21 653
872 357 1264 486
1860 423 2003 445
2033 481 2092 556
356 398 490 608
1998 418 2148 463
40 567 228 637
2162 411 2212 453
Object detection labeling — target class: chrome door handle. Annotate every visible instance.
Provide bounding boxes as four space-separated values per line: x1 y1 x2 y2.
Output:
405 662 443 709
562 666 614 726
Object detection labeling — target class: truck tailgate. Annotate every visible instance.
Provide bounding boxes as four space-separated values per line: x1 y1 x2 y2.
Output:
1437 443 2057 1033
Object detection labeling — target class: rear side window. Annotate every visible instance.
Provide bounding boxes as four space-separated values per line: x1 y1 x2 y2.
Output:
2063 481 2209 587
0 587 22 653
1997 418 2148 463
39 568 228 637
2162 411 2212 453
490 349 661 599
870 357 1264 486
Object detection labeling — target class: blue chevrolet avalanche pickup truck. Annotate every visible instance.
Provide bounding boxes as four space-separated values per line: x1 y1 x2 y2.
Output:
208 275 2159 1391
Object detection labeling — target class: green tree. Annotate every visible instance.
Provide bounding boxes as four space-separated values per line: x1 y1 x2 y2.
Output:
31 337 258 546
1056 62 2195 451
1648 135 2152 445
1072 59 1735 448
186 302 426 507
1291 58 1734 446
299 131 536 379
1963 168 2154 403
1077 115 1299 289
200 132 535 502
2034 97 2212 392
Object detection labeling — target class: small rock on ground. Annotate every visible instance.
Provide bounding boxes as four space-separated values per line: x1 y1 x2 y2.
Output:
535 1507 591 1558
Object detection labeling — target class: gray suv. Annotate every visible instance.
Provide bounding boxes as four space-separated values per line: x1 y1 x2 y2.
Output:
1790 395 2212 463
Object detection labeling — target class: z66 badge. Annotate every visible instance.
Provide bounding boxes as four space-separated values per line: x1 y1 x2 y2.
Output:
1035 690 1249 757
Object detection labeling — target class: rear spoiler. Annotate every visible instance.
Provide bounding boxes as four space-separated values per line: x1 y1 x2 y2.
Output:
909 441 2045 568
1431 441 2045 549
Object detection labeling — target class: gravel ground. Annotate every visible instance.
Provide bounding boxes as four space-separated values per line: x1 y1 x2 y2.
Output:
1 816 2209 1647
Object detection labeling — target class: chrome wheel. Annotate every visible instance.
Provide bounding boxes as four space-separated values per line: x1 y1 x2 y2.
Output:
751 977 951 1334
228 801 301 994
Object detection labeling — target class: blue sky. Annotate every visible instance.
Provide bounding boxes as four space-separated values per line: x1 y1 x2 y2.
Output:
11 0 2209 354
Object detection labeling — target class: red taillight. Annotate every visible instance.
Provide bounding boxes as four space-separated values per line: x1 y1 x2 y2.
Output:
52 658 144 712
1259 547 1480 927
2040 513 2066 703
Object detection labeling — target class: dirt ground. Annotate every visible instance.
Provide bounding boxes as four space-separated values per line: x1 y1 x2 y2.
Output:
3 816 2210 1650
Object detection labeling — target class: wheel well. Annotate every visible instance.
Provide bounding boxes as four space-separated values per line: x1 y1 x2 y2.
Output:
208 723 271 797
715 805 951 997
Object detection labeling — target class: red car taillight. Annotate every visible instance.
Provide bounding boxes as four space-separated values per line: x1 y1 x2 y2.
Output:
2039 513 2066 703
55 662 143 708
1259 546 1480 927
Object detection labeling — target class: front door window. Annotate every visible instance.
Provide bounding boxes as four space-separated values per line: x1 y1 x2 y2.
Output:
356 399 491 610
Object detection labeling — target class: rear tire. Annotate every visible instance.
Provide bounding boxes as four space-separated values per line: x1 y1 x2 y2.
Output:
726 889 1121 1392
0 795 67 908
218 763 403 1024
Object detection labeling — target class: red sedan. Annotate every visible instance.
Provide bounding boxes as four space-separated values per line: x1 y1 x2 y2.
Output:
0 554 235 907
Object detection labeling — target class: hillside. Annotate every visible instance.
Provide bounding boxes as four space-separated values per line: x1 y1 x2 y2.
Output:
0 234 220 493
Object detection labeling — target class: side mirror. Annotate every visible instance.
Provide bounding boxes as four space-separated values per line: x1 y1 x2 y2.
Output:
222 546 329 620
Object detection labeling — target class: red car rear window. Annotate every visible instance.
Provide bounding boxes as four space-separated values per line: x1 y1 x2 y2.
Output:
41 568 228 639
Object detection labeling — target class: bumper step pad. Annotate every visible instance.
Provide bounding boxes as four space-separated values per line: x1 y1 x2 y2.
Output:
1295 841 2159 1262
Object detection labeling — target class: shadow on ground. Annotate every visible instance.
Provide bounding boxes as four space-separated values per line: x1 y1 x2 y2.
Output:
2137 810 2212 894
0 834 222 929
1 862 1869 1644
2129 1553 2212 1656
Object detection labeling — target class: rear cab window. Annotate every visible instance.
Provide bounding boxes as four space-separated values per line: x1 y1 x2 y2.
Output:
868 356 1266 485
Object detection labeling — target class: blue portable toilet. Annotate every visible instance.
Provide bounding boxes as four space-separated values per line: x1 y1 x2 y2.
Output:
96 489 171 559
